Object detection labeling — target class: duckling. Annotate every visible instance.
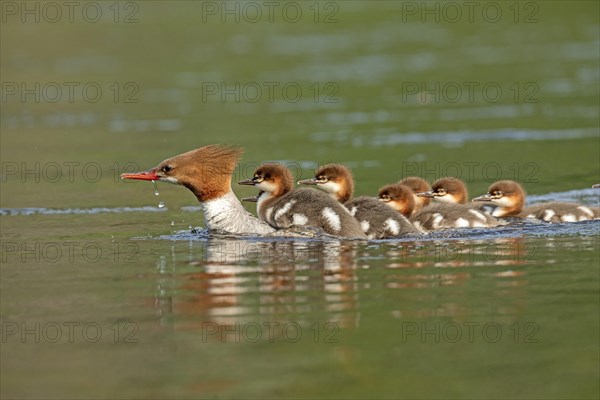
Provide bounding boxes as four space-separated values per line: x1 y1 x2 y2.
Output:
297 164 418 238
378 183 503 232
377 183 416 217
417 177 497 214
239 164 367 239
417 177 469 204
473 180 600 222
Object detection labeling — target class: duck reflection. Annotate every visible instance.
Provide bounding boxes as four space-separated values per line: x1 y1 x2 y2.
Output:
152 237 360 336
149 234 553 337
384 237 538 270
382 237 536 319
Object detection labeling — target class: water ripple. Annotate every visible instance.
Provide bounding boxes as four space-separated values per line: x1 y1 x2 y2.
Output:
312 128 599 147
0 206 167 216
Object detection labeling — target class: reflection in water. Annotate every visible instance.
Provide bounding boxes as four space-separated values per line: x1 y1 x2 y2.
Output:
384 237 538 270
382 238 535 320
152 239 360 340
146 233 580 339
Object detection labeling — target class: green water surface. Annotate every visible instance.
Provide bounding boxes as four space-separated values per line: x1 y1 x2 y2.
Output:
1 1 599 398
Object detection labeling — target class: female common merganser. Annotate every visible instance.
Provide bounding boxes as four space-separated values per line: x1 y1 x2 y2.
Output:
120 145 275 235
297 164 418 238
397 177 431 214
473 180 600 222
239 164 367 239
378 183 502 232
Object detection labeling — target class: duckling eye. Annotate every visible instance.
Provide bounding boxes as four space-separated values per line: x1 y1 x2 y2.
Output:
254 175 264 183
437 189 446 195
162 165 173 173
317 176 328 183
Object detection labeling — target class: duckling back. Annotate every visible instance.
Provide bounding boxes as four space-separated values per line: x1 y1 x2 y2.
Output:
410 203 504 232
261 188 367 239
520 202 600 222
345 196 419 239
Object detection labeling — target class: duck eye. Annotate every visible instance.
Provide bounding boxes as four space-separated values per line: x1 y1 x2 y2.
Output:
317 176 328 183
162 165 172 173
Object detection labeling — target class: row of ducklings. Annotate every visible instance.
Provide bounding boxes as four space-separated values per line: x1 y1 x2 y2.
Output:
238 163 600 239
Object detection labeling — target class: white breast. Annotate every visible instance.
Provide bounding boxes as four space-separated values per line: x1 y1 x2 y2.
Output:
203 191 275 235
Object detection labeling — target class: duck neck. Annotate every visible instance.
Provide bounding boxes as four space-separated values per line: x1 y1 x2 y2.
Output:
258 192 283 222
492 206 511 217
340 177 354 203
201 191 275 235
337 191 351 203
491 203 521 217
491 195 524 217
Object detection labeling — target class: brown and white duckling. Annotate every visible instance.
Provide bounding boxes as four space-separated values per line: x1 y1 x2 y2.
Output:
297 164 418 238
473 180 600 222
377 184 416 218
417 177 470 204
397 177 431 214
378 183 503 232
417 177 497 214
239 164 367 239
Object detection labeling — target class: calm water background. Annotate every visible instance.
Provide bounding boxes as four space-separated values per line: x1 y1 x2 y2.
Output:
1 1 599 398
